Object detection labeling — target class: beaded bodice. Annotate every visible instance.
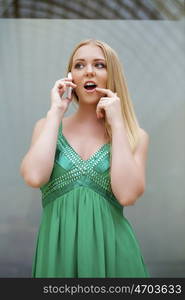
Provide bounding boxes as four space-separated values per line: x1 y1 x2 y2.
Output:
40 123 122 209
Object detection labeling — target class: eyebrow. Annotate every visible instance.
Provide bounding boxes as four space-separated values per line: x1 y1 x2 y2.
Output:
74 58 105 62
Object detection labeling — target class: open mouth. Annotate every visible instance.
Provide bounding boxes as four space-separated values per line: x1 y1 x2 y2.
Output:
84 82 97 91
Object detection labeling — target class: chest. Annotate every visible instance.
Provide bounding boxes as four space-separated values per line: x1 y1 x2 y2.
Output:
64 135 109 161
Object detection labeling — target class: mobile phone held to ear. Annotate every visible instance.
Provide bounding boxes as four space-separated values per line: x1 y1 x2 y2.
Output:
67 72 73 99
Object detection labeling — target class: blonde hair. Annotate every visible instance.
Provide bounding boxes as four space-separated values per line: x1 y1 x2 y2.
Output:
66 39 140 153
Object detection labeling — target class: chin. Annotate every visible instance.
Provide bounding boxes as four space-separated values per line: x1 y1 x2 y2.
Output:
77 93 100 104
84 97 100 104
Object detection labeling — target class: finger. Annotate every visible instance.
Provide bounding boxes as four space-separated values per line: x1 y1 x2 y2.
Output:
96 108 104 119
55 78 75 85
63 81 77 88
57 77 72 82
98 97 111 103
97 110 105 119
53 85 67 97
96 102 106 119
55 80 76 89
54 80 65 89
95 87 115 98
58 81 77 88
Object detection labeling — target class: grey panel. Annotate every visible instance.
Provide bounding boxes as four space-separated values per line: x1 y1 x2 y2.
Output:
0 19 184 277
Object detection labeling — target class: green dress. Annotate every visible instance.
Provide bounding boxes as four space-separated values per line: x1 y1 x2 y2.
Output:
32 122 150 278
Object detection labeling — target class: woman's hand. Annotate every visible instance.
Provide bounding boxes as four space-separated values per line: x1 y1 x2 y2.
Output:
50 77 77 116
95 87 124 128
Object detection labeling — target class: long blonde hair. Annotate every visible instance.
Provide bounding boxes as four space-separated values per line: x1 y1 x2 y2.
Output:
66 39 140 153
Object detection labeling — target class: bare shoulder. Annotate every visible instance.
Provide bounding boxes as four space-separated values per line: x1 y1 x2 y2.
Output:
62 115 77 133
62 115 75 125
32 117 46 135
139 127 150 149
133 128 150 175
134 127 150 156
35 118 46 128
62 116 69 127
139 127 149 139
30 117 46 146
139 127 150 144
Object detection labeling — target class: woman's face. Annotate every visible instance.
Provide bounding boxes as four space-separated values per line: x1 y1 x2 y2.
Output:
71 43 107 104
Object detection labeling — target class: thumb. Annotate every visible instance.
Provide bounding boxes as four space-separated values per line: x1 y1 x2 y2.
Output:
96 106 104 119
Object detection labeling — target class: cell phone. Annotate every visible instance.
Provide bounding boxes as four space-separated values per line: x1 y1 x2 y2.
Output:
67 72 73 99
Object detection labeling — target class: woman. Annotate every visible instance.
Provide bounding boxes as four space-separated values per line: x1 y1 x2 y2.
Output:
20 39 150 278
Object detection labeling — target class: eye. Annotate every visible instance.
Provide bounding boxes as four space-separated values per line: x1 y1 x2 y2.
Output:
74 63 84 69
95 62 106 69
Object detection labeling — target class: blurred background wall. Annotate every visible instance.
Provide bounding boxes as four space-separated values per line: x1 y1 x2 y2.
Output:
0 0 185 277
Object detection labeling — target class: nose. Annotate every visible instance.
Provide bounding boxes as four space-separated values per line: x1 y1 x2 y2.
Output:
86 64 95 76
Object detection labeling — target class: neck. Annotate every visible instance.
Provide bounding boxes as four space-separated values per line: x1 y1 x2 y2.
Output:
71 101 109 140
73 102 103 126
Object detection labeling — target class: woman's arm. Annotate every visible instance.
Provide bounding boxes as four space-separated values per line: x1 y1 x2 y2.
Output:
20 77 76 188
95 87 150 207
110 122 149 207
20 108 63 188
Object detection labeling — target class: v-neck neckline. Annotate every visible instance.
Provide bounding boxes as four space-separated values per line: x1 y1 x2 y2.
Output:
59 128 110 163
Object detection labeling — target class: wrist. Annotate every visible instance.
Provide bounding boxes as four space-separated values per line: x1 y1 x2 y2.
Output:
111 120 126 132
47 107 64 122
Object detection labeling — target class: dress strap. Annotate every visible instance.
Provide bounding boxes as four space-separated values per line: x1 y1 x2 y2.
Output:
57 121 63 138
59 121 63 130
